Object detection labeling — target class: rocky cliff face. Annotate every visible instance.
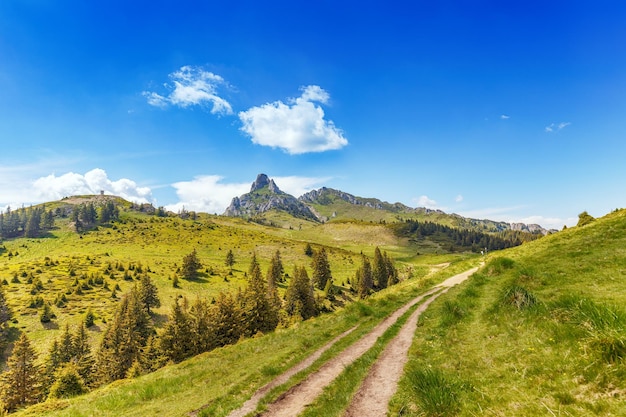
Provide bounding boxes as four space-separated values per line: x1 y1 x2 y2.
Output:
224 174 318 221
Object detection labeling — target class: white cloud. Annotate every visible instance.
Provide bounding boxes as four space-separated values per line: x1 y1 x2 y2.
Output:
238 85 348 154
166 175 249 214
500 114 510 120
143 66 233 115
415 195 439 209
545 121 571 133
32 169 154 204
166 174 330 214
273 175 330 197
455 194 464 203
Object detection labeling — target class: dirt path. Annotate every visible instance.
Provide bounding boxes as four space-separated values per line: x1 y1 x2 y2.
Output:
256 286 444 417
222 326 358 417
343 266 478 417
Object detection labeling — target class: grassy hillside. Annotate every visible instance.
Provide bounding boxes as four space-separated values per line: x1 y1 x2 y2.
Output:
8 261 474 417
390 209 626 416
0 197 474 368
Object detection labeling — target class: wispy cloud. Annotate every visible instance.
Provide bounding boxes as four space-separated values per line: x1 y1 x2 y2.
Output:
239 85 348 154
500 114 510 120
455 194 464 203
143 66 233 115
166 174 330 214
545 121 571 133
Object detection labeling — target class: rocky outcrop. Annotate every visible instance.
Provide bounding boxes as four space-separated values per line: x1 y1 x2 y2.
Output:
224 174 318 222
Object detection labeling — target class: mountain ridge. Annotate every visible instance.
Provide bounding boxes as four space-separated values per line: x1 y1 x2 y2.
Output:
223 174 554 234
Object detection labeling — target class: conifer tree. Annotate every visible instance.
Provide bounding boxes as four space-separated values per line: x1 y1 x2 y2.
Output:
357 255 373 299
225 249 235 272
311 247 332 289
42 339 62 397
95 287 152 384
266 249 284 289
73 324 95 386
48 363 86 399
138 274 160 314
189 298 212 355
373 247 388 289
209 292 243 348
159 298 194 363
284 266 317 320
0 333 41 412
241 254 279 336
181 249 202 280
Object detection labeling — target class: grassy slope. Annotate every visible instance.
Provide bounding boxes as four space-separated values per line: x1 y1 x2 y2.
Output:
390 209 626 416
10 262 476 417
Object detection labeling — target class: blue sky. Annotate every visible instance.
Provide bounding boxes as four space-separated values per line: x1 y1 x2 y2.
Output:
1 1 625 228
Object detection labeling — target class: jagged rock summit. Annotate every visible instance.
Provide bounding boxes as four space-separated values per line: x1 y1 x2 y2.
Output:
224 174 318 221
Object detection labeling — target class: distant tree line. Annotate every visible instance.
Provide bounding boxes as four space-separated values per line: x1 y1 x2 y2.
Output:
391 220 543 252
0 206 55 239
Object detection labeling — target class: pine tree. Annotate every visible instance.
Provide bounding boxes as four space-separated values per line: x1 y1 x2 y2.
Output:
138 275 160 314
181 249 202 280
284 266 317 320
225 249 235 272
73 324 95 386
266 249 284 289
241 254 279 336
311 247 332 289
0 333 41 412
357 255 373 299
304 243 314 257
159 298 194 363
373 247 388 289
209 292 243 348
48 363 86 399
95 288 152 384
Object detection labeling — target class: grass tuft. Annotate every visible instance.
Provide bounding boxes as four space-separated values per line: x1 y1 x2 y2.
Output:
406 367 465 417
501 285 538 310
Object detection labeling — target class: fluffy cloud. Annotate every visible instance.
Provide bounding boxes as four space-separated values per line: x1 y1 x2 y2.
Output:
143 66 233 115
239 85 348 154
415 195 439 209
545 121 571 132
166 174 329 214
166 176 249 214
32 169 153 204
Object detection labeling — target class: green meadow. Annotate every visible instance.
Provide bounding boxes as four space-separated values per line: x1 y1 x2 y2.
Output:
3 197 625 416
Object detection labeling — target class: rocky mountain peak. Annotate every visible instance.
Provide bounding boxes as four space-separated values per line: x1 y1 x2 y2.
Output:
250 173 281 194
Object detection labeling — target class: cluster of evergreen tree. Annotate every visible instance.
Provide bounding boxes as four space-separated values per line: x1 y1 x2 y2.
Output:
391 220 543 252
0 246 401 412
352 247 399 299
0 206 55 239
72 201 119 232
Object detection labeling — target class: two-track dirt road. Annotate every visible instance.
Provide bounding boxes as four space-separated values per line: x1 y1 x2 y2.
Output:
223 266 478 417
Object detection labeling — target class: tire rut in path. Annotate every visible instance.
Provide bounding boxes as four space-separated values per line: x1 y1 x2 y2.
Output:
222 326 358 417
344 266 479 417
256 286 443 417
